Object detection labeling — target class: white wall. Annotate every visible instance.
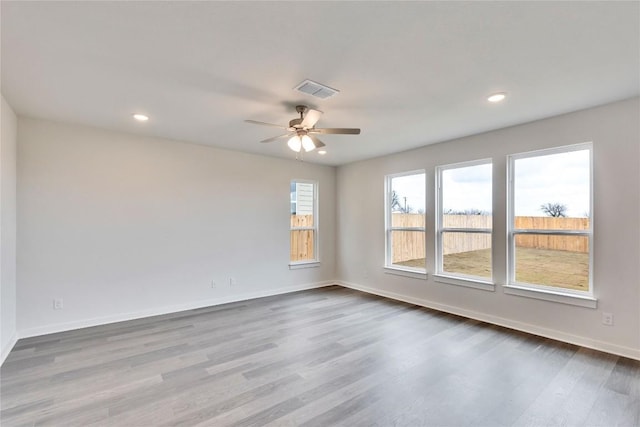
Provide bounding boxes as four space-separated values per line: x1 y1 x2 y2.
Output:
10 98 640 361
1 95 18 363
337 97 640 359
17 118 336 336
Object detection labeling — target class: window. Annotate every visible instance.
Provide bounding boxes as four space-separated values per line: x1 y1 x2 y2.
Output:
290 180 318 265
507 143 593 301
385 171 426 274
436 160 492 285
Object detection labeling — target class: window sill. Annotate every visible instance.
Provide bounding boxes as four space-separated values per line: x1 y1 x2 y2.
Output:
384 266 428 280
433 274 495 292
503 284 597 308
289 261 320 270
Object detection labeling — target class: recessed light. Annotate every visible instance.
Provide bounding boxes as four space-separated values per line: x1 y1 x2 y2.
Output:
318 150 327 155
133 114 149 122
487 93 506 103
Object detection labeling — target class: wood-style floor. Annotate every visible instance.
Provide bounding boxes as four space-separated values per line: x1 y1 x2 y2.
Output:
1 286 639 426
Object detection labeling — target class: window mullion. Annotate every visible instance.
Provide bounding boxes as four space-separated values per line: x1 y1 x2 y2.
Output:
390 227 425 232
441 227 492 234
513 229 590 236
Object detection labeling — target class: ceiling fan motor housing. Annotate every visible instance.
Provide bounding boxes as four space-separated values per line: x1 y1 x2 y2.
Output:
289 117 303 129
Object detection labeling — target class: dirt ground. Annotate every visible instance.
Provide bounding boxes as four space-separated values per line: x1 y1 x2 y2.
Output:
396 247 589 291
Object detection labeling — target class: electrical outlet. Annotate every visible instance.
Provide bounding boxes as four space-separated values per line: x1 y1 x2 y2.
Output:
602 312 614 326
211 280 216 288
53 298 63 310
229 277 236 286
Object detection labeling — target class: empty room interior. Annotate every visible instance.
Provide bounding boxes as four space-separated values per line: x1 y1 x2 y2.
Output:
1 2 639 426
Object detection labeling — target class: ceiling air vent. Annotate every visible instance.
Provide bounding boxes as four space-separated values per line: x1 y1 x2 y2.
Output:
294 79 339 100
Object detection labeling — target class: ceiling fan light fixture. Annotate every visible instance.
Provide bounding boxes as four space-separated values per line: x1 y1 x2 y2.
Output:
287 135 302 152
301 135 315 152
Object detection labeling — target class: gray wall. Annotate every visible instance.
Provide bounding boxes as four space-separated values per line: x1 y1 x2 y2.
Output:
1 95 18 363
17 118 337 336
336 98 640 359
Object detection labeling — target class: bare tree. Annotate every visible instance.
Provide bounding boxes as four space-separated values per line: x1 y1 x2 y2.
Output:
391 190 402 211
540 202 567 217
444 208 489 215
391 191 412 213
461 208 487 215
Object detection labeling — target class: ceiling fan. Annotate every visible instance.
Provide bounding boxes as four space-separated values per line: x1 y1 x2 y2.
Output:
245 105 360 153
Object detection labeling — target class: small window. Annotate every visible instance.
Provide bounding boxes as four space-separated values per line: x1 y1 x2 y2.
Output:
508 144 592 296
436 160 492 282
290 180 318 264
385 171 426 273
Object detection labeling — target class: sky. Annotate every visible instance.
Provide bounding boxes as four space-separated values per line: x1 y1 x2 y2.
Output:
442 163 492 214
391 173 426 213
514 149 590 217
391 148 590 217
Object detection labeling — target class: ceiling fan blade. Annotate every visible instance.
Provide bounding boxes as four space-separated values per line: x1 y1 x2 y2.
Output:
301 109 323 128
309 135 326 149
260 133 292 143
245 120 287 129
310 128 361 135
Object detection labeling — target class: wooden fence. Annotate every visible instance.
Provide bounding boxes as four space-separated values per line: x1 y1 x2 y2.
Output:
391 214 589 263
291 215 314 261
291 214 589 262
515 215 589 254
291 230 314 261
440 214 491 258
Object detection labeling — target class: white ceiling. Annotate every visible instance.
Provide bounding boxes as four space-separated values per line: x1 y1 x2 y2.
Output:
2 2 638 166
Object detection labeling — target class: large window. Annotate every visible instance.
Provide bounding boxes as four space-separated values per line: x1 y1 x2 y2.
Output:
385 171 426 273
508 144 592 297
436 160 492 283
290 180 318 264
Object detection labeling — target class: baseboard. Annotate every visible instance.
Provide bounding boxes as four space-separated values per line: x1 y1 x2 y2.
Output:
1 332 19 366
337 280 640 361
14 279 637 361
18 280 338 339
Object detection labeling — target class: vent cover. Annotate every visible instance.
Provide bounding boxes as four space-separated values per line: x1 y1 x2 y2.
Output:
294 79 339 99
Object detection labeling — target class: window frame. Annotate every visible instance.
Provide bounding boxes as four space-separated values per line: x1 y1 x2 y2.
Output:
384 170 427 277
434 158 494 290
289 179 319 268
506 142 595 307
